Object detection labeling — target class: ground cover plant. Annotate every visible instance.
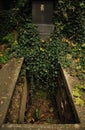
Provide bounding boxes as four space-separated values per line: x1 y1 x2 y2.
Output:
73 84 85 106
0 0 85 81
53 0 85 81
17 22 67 95
0 0 85 106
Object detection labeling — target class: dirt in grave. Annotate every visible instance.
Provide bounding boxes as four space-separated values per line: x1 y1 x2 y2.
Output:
25 90 60 124
5 83 60 124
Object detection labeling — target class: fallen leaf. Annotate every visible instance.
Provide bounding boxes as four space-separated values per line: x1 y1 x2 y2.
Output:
1 100 4 104
40 114 45 119
75 97 84 106
5 82 8 85
0 114 2 117
49 107 54 113
2 97 7 99
8 76 11 79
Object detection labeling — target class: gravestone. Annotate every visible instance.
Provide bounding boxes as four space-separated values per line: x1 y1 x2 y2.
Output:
32 0 54 40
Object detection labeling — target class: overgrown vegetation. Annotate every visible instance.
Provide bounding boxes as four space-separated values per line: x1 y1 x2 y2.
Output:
17 23 66 94
73 84 85 106
53 0 85 42
0 0 31 41
61 37 85 80
0 0 85 96
0 10 17 41
53 0 85 80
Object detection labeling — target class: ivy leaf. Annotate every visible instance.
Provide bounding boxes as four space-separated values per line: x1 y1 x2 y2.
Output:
75 97 84 106
72 89 81 97
75 84 85 90
49 107 54 113
80 2 85 7
34 108 39 121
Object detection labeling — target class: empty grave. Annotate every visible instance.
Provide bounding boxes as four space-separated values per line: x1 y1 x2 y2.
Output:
4 66 80 125
1 59 84 130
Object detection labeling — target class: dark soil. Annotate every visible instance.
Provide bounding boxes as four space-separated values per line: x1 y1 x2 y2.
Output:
5 71 83 124
4 66 61 124
25 90 60 124
5 85 60 124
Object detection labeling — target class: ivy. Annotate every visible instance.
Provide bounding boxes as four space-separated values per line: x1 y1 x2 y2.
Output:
13 22 68 95
73 84 85 106
53 0 85 43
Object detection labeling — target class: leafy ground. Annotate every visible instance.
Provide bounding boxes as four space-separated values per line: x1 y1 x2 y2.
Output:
0 1 85 125
61 37 85 80
0 22 85 125
25 90 60 124
0 30 85 109
5 85 60 124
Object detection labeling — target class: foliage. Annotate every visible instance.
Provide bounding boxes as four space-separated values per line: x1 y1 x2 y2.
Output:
50 29 71 68
53 2 85 80
14 22 68 95
53 0 85 43
13 0 32 25
73 43 85 76
0 0 31 67
0 31 18 66
11 18 84 94
15 0 27 8
0 0 31 43
0 10 18 41
0 49 10 64
74 84 85 91
73 84 85 106
2 33 15 46
0 0 84 96
61 37 85 80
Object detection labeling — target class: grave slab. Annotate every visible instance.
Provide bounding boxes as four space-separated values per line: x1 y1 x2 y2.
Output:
0 58 24 126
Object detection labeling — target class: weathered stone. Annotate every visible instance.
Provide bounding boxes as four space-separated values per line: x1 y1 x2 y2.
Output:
19 75 28 123
0 58 24 126
37 24 54 40
0 124 85 130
